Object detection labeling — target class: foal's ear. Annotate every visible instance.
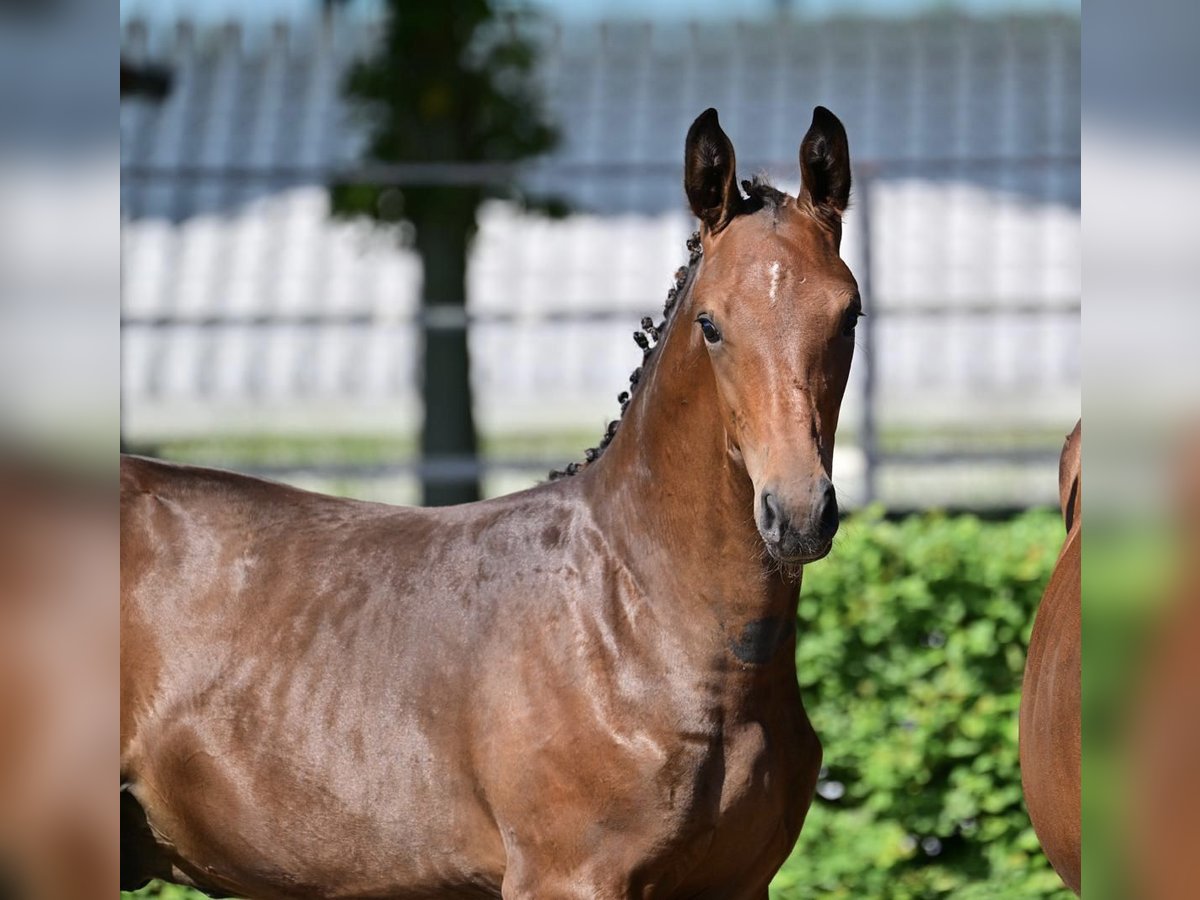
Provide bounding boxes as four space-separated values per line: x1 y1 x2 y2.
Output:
799 106 851 218
685 108 740 233
1059 419 1081 533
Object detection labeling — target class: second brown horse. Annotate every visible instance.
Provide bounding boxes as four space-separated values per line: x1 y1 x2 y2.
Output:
121 107 860 899
1020 420 1082 894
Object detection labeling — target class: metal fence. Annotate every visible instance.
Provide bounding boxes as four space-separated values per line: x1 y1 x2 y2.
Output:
120 12 1080 510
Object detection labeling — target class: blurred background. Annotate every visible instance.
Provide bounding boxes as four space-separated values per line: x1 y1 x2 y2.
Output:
119 0 1079 511
116 1 1081 898
17 1 1200 899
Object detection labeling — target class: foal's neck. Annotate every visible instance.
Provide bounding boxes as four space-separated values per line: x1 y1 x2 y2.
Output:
583 267 799 624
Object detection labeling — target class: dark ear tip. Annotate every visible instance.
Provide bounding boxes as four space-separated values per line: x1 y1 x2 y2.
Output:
692 107 720 129
810 105 845 132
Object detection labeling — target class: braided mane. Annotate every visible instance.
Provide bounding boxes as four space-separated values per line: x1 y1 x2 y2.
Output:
549 231 703 481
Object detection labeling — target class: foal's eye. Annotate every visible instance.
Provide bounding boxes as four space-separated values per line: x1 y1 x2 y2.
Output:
842 307 864 338
697 314 722 344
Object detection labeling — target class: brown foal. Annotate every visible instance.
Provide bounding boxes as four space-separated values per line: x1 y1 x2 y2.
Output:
1020 420 1081 894
120 106 860 899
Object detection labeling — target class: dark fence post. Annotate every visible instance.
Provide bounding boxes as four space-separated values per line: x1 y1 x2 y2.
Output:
857 168 879 506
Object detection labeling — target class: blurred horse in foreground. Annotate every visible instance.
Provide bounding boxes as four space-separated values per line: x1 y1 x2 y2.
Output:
0 463 115 900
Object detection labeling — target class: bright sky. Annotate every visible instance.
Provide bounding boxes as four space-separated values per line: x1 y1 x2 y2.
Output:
121 0 1079 23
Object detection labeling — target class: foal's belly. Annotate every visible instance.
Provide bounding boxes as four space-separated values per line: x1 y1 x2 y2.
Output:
129 700 818 900
125 684 507 899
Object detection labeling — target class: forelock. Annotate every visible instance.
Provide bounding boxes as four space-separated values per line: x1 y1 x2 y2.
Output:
740 175 788 215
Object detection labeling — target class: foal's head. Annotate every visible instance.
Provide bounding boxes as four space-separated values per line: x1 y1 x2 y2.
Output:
684 107 858 564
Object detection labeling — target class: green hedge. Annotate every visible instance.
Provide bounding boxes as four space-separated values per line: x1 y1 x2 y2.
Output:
126 510 1069 899
771 508 1070 899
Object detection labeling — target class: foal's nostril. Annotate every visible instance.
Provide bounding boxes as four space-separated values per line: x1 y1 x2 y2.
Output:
817 483 840 540
760 491 783 540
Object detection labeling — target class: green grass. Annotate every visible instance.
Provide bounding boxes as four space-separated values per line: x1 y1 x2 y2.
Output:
126 430 605 468
128 423 1068 470
123 885 205 900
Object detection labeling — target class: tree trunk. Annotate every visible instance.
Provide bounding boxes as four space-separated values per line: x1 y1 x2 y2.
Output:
413 204 480 506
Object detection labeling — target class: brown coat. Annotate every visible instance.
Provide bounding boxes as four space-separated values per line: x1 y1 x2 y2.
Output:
120 107 861 899
1020 420 1081 894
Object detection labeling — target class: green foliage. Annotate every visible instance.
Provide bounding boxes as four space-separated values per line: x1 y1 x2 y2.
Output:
330 0 561 229
347 0 556 165
770 508 1072 899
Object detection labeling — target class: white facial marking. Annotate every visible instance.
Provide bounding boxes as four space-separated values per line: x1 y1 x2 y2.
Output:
768 260 783 305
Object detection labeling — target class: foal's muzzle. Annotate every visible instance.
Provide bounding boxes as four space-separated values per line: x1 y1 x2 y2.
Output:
757 478 839 563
